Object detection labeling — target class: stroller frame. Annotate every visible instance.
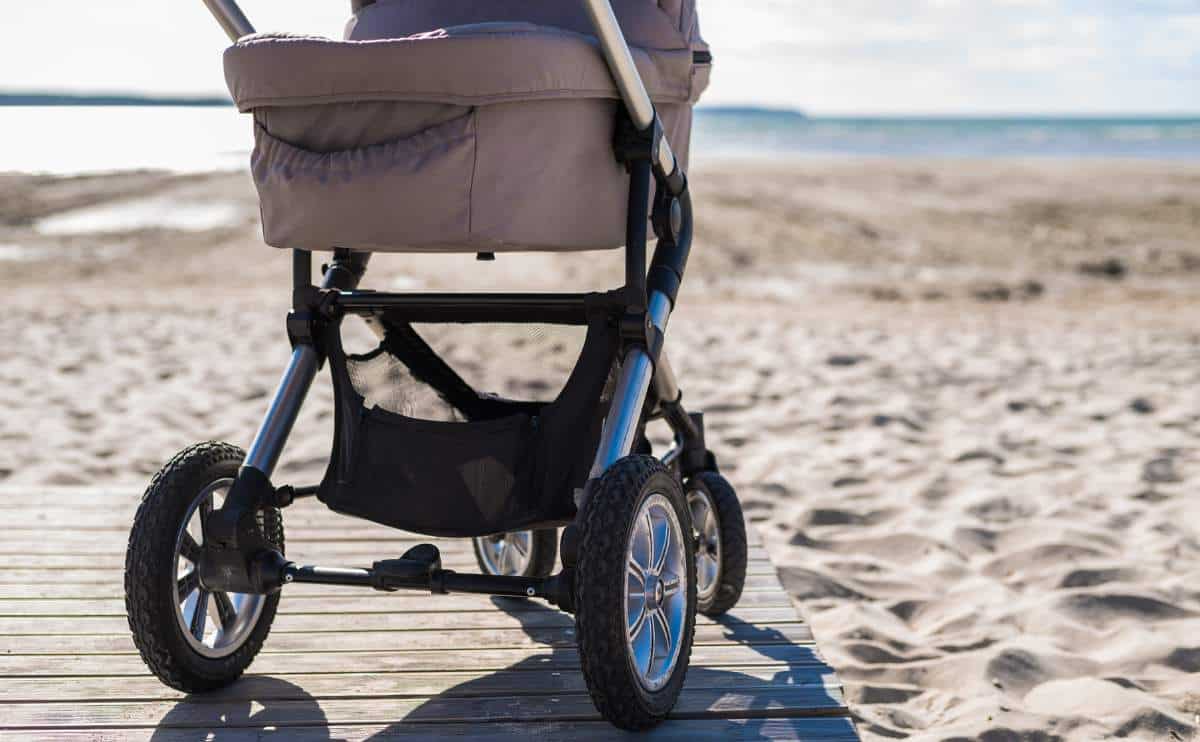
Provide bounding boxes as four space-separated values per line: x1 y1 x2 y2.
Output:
199 0 706 607
124 0 746 730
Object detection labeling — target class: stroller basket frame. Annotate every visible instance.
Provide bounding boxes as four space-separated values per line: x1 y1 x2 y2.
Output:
124 0 748 731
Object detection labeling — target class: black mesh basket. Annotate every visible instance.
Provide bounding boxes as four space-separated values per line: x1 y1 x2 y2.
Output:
317 314 618 537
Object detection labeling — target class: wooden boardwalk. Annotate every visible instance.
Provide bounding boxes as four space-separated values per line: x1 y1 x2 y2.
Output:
0 487 858 740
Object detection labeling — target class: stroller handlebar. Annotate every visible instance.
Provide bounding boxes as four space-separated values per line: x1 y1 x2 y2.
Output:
203 0 255 42
579 0 679 179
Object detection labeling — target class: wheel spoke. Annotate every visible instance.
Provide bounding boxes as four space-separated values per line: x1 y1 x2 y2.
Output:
179 532 203 564
643 510 655 572
213 591 237 630
176 570 199 601
652 513 671 574
627 558 646 587
631 611 654 676
651 608 671 665
509 533 529 558
189 589 210 641
498 542 514 575
627 596 647 638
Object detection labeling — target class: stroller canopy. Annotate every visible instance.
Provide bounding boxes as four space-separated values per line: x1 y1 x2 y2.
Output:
225 0 709 253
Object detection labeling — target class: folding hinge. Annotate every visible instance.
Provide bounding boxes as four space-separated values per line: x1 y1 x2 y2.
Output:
613 106 664 172
651 188 684 245
287 286 339 350
618 311 664 363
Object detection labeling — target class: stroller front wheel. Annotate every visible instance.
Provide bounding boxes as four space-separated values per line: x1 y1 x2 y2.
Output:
471 529 557 578
575 455 697 730
124 442 283 692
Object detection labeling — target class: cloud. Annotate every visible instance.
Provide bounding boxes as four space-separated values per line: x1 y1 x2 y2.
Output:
698 0 1200 113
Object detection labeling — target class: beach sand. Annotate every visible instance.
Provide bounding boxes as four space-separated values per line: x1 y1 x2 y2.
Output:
1 159 1198 739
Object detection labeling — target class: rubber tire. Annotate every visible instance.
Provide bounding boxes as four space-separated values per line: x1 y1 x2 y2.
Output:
575 455 697 730
124 442 283 693
687 471 748 616
471 528 558 578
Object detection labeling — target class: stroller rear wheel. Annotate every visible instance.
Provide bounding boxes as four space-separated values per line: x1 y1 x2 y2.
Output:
125 442 283 692
471 529 557 578
575 456 697 730
686 471 747 616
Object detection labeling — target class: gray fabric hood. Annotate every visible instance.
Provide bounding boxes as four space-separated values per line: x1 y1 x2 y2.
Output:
223 3 709 254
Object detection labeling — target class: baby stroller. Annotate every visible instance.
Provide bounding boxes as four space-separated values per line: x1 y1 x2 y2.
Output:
124 0 747 730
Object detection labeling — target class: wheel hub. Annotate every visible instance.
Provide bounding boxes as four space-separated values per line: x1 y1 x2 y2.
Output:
642 573 664 610
625 493 688 692
173 479 266 659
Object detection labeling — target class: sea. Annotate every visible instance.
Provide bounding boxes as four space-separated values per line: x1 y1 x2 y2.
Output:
2 104 1198 175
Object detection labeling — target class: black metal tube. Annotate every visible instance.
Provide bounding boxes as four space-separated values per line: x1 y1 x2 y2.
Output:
325 249 371 291
292 250 312 290
335 292 594 325
625 159 652 311
660 396 701 443
242 251 370 476
438 571 543 598
281 562 550 598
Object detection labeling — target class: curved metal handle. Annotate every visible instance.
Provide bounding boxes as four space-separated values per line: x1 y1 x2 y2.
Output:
580 0 678 179
202 0 255 42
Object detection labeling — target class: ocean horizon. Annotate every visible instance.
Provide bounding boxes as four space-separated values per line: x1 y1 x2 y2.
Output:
2 95 1198 174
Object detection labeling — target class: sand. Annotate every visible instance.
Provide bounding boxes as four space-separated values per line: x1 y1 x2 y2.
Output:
1 159 1198 739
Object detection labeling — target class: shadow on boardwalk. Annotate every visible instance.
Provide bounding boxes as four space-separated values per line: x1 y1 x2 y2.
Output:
151 676 330 740
152 598 847 740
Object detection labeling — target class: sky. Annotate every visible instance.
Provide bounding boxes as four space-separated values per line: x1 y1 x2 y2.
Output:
0 0 1196 114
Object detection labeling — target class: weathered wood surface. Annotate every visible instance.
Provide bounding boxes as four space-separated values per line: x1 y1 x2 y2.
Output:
0 487 858 740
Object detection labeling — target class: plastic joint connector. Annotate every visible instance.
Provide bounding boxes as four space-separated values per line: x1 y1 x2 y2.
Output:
613 107 663 170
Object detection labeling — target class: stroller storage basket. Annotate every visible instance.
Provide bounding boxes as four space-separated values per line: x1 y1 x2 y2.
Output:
318 313 618 537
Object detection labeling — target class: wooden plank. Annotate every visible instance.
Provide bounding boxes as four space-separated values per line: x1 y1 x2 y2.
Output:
0 554 779 577
0 563 783 595
0 566 776 586
0 606 804 636
0 718 861 741
1 507 769 533
0 665 839 703
0 622 814 654
0 539 773 560
0 643 826 677
0 578 784 618
0 685 846 729
0 592 794 636
4 510 771 534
